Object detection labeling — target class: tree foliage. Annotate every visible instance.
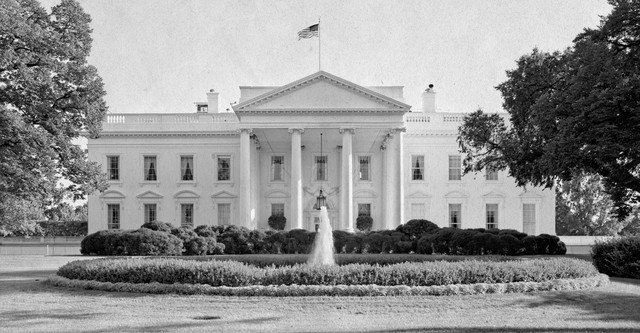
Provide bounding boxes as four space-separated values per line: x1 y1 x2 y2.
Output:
458 0 640 218
556 173 640 235
0 0 108 209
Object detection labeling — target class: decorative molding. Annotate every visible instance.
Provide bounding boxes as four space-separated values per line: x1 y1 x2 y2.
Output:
288 128 305 134
211 190 237 198
136 190 163 199
174 190 200 199
339 128 355 134
406 191 432 198
100 190 126 199
444 190 470 199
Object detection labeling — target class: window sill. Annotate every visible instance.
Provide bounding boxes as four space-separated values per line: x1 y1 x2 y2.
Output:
214 181 235 187
107 181 123 187
177 181 197 187
139 181 160 187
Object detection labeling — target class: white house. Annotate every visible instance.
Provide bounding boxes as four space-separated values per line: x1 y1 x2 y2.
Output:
87 71 555 234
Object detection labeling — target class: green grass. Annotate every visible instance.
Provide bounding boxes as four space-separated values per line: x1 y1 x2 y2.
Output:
2 255 640 332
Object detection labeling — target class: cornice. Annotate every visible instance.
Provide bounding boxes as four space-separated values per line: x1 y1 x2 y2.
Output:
234 108 407 114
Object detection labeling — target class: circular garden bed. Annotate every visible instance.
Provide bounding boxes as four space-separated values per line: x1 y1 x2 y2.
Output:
47 256 608 296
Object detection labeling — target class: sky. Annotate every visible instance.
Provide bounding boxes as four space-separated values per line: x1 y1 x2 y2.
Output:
42 0 612 114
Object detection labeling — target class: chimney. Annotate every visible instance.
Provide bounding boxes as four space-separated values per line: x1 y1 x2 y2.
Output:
421 84 436 113
206 89 219 113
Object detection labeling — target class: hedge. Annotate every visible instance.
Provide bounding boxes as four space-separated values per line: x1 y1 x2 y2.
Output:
57 257 598 287
80 229 183 256
46 274 609 297
81 219 565 257
592 236 640 279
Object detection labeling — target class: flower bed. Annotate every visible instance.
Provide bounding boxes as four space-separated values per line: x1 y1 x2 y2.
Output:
46 273 609 297
57 257 598 287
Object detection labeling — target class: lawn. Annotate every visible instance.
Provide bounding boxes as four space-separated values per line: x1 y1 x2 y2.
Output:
1 255 640 332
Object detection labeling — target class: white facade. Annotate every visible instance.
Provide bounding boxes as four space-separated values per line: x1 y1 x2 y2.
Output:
87 71 555 234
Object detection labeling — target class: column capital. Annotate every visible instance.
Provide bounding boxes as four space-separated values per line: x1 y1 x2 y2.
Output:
339 128 355 134
288 128 305 134
389 127 406 134
237 128 253 134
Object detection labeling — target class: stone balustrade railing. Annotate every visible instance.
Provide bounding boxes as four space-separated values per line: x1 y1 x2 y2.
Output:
105 113 238 124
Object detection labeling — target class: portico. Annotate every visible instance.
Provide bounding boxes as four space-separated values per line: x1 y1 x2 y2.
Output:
233 71 410 231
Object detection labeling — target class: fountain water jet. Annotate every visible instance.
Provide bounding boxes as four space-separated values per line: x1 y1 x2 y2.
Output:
307 206 335 266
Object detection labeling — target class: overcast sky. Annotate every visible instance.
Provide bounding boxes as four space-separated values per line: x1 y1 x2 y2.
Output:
43 0 612 114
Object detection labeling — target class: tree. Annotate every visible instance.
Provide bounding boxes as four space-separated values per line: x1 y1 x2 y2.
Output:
0 0 108 212
556 173 640 235
458 0 640 219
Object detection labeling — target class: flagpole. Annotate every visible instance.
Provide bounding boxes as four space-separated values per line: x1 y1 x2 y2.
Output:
318 17 321 71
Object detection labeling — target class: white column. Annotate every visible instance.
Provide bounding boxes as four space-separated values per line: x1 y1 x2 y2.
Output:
381 131 395 230
340 128 354 232
239 128 252 228
250 133 261 229
396 127 406 225
289 128 304 230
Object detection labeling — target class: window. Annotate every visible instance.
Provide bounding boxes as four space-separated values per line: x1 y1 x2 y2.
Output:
449 204 461 229
486 204 498 229
448 155 461 181
271 156 284 181
181 203 194 227
144 204 157 223
315 155 327 181
107 204 120 230
271 203 285 216
144 156 157 181
412 155 424 180
486 168 498 181
359 156 370 181
411 203 425 220
357 203 371 217
180 156 194 181
523 204 536 235
218 203 231 225
217 156 231 181
107 156 119 181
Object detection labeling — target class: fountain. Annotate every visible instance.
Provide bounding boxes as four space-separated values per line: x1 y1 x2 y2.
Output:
307 206 335 266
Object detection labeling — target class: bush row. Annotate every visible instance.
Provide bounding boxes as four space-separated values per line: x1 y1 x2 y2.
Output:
81 219 565 257
80 221 224 256
47 273 609 297
190 220 565 256
58 257 598 287
592 236 640 279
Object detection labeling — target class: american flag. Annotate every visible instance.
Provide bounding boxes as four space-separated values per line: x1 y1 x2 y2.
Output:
298 24 319 40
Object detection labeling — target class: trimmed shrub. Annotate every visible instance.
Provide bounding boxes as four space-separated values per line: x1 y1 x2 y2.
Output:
356 216 373 232
57 257 599 287
140 221 174 233
396 219 440 240
449 230 478 255
80 229 182 256
416 234 434 254
498 229 527 240
171 227 211 256
193 225 219 238
283 229 313 254
592 236 640 279
218 225 252 254
432 228 457 254
333 230 350 254
268 214 286 231
522 236 538 255
248 230 269 254
265 231 286 254
363 232 387 253
344 234 364 253
498 234 522 256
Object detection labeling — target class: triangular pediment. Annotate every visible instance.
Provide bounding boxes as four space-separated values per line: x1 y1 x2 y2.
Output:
136 190 163 199
233 71 410 112
211 190 236 199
